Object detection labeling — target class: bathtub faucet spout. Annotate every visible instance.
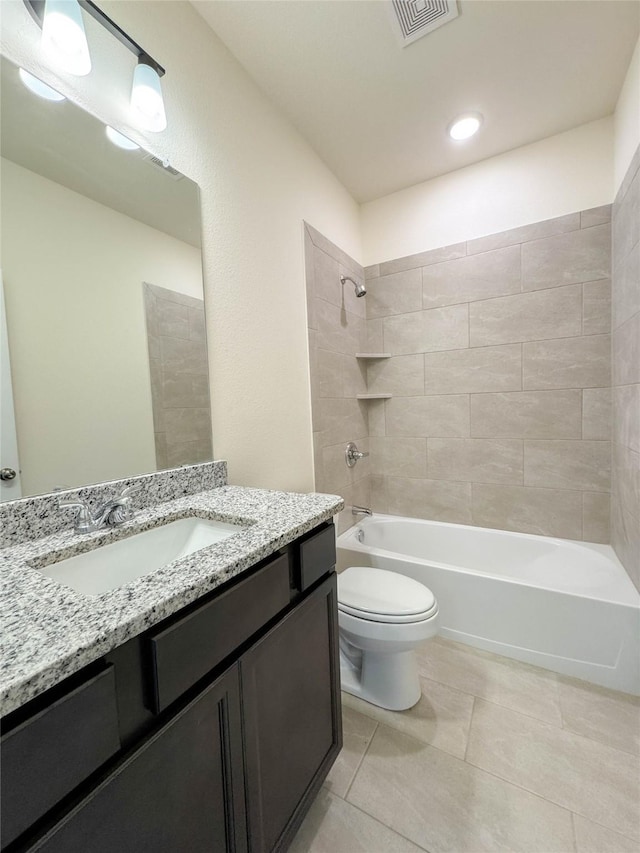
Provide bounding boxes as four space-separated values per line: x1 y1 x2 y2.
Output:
352 505 372 517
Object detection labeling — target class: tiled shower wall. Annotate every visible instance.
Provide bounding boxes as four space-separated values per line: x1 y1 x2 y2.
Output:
143 282 213 470
305 223 370 534
363 208 612 542
611 146 640 588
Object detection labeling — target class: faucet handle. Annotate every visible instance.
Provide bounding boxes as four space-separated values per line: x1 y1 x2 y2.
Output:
58 498 95 534
345 442 369 468
105 484 141 526
58 497 90 512
115 484 141 503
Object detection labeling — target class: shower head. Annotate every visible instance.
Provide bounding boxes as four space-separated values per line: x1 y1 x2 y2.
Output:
340 275 366 298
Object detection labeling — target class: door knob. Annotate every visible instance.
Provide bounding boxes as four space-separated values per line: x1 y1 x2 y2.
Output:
0 467 17 481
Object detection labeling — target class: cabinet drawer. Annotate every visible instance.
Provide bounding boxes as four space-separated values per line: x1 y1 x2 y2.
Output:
149 553 291 712
298 524 336 591
0 666 120 850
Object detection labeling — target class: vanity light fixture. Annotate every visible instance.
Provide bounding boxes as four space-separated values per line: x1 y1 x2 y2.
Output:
131 58 167 132
448 112 483 141
105 126 140 151
41 0 91 76
24 0 167 132
18 67 66 101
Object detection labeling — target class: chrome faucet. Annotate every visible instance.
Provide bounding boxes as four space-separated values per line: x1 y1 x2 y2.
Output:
59 485 141 534
352 505 372 517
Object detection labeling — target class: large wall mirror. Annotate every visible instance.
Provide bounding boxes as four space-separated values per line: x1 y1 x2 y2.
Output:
0 56 212 502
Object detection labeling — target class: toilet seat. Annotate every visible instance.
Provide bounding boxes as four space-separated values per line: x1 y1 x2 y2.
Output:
338 566 437 624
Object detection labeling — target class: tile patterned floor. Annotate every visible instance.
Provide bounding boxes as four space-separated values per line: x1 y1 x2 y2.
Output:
290 638 640 853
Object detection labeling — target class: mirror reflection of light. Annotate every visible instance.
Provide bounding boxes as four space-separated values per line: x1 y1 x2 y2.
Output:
41 0 91 76
131 61 167 132
18 68 66 102
105 126 140 151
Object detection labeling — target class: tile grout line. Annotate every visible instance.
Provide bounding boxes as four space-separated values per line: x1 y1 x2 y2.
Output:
372 279 611 318
376 212 609 277
362 715 585 839
460 747 625 841
415 676 565 730
364 331 611 360
517 242 524 297
343 720 379 802
569 810 579 853
339 795 434 853
463 695 477 761
466 692 640 757
570 809 639 848
429 275 611 307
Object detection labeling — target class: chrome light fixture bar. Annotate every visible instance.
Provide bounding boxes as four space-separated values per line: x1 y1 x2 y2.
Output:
23 0 167 131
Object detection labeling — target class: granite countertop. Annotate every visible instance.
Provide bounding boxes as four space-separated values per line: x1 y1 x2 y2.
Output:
0 486 343 716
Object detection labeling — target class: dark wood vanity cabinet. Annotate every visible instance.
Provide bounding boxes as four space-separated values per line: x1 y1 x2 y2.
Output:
242 575 341 853
28 666 247 853
1 522 341 853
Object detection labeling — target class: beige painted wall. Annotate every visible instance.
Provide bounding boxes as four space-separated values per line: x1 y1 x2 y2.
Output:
363 38 638 268
361 118 614 265
614 35 640 192
1 157 202 495
0 0 363 494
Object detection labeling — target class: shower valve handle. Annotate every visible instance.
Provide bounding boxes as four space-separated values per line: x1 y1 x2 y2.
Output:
345 442 369 468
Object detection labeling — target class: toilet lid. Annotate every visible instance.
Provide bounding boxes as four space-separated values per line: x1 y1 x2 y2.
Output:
338 566 436 621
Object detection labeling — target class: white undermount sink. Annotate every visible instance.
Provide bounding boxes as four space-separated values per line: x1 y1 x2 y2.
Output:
36 517 243 597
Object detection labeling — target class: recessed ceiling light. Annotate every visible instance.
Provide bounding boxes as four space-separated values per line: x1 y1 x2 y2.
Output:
18 68 65 101
105 126 140 151
448 113 483 141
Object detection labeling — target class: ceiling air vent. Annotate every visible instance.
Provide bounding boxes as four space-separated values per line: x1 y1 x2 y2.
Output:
389 0 459 47
143 153 183 181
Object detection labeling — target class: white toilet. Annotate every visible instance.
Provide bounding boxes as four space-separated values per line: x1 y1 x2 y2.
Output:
337 566 439 711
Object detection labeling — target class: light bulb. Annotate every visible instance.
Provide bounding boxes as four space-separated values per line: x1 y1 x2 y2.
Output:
19 68 66 101
448 113 483 141
106 126 140 150
131 60 167 132
41 0 91 76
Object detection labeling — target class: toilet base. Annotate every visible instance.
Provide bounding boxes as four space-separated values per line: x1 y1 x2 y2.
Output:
340 648 422 711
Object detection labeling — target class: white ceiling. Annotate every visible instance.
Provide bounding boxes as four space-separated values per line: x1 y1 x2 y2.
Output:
195 0 640 203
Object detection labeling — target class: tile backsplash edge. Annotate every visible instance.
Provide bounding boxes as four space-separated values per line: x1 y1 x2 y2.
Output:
0 460 228 548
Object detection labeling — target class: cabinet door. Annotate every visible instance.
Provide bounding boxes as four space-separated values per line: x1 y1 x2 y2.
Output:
29 666 247 853
241 574 342 853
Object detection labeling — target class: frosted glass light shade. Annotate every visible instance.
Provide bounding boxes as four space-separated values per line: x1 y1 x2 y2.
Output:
131 61 167 132
19 68 66 101
41 0 91 76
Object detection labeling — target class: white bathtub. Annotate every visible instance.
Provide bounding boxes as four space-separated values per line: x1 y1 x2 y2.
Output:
337 514 640 695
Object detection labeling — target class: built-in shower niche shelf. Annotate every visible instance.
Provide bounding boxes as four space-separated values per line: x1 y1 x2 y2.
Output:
355 353 392 359
356 394 392 400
